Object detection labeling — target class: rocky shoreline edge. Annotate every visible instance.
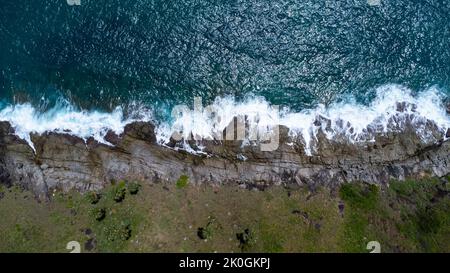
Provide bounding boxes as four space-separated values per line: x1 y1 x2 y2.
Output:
1 115 450 200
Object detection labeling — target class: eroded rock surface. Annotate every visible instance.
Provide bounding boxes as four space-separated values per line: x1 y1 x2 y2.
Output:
0 119 449 200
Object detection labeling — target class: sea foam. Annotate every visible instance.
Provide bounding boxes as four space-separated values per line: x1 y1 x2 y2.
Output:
156 85 450 154
0 84 449 155
0 101 151 151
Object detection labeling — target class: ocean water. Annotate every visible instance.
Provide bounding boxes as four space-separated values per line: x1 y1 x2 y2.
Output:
0 0 449 153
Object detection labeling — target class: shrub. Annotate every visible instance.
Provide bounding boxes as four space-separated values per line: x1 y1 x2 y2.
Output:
113 182 127 203
91 208 106 221
128 182 141 195
176 175 189 189
103 220 132 242
416 207 442 234
197 217 219 240
86 191 101 204
339 183 379 210
197 226 212 240
236 228 255 251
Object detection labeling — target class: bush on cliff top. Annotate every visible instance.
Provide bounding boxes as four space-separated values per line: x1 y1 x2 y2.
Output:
339 183 379 211
113 181 127 203
90 207 106 221
128 181 141 195
86 191 101 204
103 219 132 242
236 228 255 252
176 175 189 189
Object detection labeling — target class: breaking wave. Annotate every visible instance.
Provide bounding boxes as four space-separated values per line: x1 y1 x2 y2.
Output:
0 98 152 151
0 84 449 155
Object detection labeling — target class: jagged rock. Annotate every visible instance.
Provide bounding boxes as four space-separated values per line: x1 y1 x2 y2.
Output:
104 130 121 145
0 120 449 200
0 121 14 136
123 121 156 143
396 102 417 112
313 115 332 132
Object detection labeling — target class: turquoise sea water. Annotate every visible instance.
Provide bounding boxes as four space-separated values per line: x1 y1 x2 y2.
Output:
0 0 449 151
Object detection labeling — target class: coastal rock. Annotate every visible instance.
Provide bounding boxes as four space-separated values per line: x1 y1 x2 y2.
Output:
0 120 449 200
123 122 157 143
104 130 121 145
0 121 14 136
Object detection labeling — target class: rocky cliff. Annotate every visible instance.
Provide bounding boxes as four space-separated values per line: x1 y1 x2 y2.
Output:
1 113 449 200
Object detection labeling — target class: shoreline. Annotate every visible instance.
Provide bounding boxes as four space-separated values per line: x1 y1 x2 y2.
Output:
1 118 449 200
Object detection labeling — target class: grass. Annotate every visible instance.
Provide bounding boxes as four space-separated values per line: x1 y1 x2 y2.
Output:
338 178 450 252
90 207 106 221
176 175 189 189
0 177 448 253
338 183 380 252
236 228 256 252
86 191 101 204
339 183 379 211
197 217 221 240
388 178 450 252
128 181 141 195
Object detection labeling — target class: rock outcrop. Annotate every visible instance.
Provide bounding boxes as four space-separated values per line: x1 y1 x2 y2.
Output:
0 118 449 200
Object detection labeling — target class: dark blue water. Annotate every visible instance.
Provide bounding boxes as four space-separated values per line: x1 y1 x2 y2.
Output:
0 0 449 114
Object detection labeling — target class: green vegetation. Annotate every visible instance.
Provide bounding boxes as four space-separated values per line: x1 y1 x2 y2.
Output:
176 175 189 189
102 219 132 242
338 183 380 252
128 182 141 195
87 180 144 252
197 226 211 240
0 176 448 253
86 191 101 204
338 178 450 252
113 181 127 203
197 217 221 240
90 207 106 221
340 183 379 211
388 178 450 252
236 229 255 252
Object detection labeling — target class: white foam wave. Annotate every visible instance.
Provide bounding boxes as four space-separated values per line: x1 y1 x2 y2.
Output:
0 84 449 155
156 84 450 155
0 102 152 151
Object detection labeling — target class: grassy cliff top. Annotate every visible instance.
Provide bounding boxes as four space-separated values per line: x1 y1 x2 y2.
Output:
0 176 448 253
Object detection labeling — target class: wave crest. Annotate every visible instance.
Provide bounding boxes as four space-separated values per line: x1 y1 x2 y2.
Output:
0 84 449 155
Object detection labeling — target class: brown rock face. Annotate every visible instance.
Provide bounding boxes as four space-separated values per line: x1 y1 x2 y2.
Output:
0 121 13 136
0 119 449 200
0 122 12 187
123 122 157 143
